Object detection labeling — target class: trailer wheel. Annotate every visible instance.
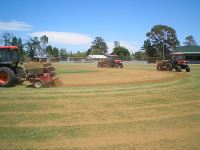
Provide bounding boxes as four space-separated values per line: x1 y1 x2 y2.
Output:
33 80 43 88
0 67 15 87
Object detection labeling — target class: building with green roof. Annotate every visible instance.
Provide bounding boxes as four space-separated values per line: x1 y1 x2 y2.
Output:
174 46 200 64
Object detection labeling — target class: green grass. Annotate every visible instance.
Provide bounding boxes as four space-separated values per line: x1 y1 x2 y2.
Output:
0 63 199 150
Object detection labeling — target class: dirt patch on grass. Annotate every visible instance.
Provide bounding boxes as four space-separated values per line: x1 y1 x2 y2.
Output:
55 68 188 87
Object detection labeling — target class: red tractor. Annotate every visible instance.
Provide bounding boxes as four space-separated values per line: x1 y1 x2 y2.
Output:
0 46 57 88
157 53 190 72
97 55 123 68
0 46 26 87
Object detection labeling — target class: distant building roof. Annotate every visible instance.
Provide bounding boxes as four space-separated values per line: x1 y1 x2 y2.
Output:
87 55 107 59
175 46 200 54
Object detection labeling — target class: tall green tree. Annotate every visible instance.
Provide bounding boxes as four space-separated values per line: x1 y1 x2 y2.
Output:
39 35 48 57
11 36 25 60
142 39 157 57
144 25 180 59
73 51 86 57
60 48 68 59
87 37 108 55
25 37 35 58
25 37 41 58
0 32 13 46
46 45 53 58
25 36 49 58
111 41 130 60
52 47 59 57
133 51 147 60
183 35 198 46
40 35 48 50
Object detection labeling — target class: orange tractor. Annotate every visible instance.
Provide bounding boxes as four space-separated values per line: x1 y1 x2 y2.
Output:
0 46 57 88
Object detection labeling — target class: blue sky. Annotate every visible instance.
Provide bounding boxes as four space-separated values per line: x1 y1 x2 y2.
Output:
0 0 200 53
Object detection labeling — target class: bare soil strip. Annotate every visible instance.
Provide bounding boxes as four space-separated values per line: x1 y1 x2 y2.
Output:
55 68 188 87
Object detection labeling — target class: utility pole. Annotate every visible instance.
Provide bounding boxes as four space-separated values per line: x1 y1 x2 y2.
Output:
163 42 165 60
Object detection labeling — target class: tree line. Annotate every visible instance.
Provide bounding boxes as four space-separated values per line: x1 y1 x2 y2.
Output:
0 32 131 60
0 32 87 60
0 25 198 61
141 25 198 60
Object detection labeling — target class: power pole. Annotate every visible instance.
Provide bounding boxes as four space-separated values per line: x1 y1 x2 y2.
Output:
163 43 165 60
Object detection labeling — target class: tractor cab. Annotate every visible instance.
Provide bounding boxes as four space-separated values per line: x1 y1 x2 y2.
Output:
157 52 190 72
0 46 26 87
0 46 20 66
107 55 122 64
170 53 188 65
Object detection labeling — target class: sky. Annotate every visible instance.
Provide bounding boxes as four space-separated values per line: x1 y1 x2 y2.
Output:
0 0 200 53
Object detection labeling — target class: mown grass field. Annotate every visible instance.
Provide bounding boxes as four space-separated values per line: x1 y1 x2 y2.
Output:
0 63 200 150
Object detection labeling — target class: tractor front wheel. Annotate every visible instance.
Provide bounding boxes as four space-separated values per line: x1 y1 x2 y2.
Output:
175 66 181 72
166 63 173 71
97 62 102 68
186 67 190 72
157 64 162 71
0 67 15 87
33 80 43 88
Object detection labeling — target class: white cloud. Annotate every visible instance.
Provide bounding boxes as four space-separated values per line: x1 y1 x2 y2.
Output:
29 31 92 46
107 41 141 54
0 21 32 31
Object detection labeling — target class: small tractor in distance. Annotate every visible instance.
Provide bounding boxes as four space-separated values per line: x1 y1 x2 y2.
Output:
97 55 123 68
157 53 190 72
0 46 57 88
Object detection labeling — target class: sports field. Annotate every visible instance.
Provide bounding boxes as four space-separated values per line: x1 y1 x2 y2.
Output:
0 63 199 150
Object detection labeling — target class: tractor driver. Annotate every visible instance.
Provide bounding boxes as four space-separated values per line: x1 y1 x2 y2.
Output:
171 54 177 62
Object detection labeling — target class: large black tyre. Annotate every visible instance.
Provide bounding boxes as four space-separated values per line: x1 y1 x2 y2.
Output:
0 67 15 87
115 64 119 68
157 64 162 71
186 67 190 72
175 66 181 72
97 62 102 68
120 64 123 68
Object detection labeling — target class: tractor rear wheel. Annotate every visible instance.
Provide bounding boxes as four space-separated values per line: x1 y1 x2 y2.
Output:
0 67 15 87
33 80 43 88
